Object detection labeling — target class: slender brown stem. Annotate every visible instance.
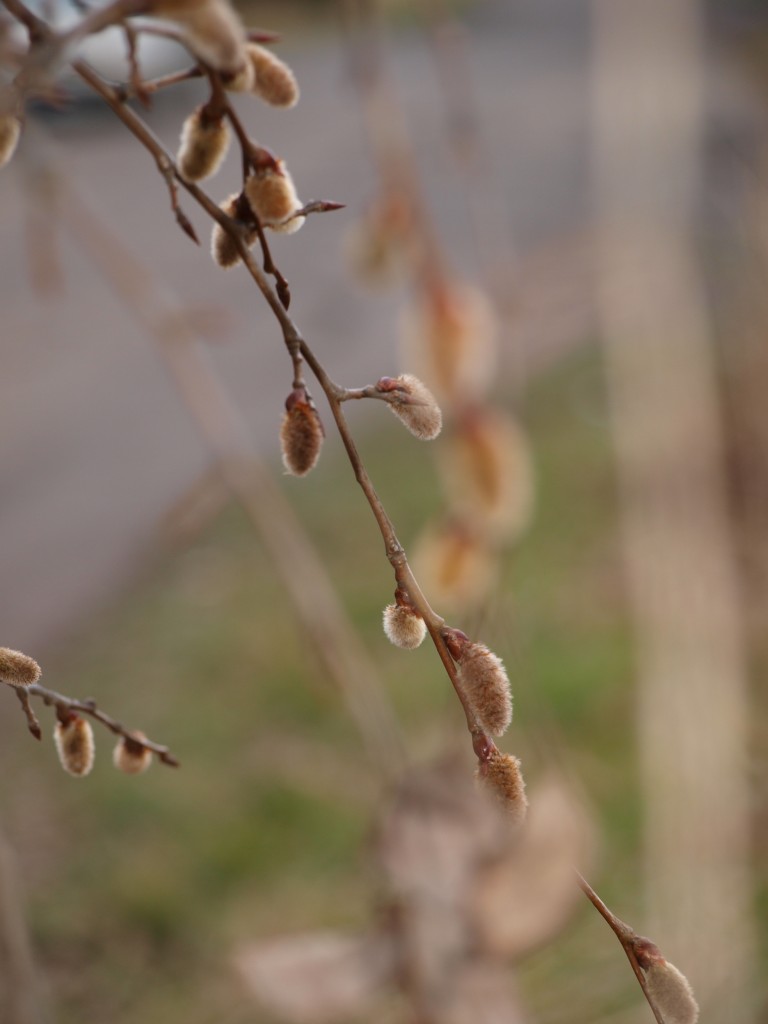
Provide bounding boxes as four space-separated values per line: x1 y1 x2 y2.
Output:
15 683 180 766
576 871 666 1024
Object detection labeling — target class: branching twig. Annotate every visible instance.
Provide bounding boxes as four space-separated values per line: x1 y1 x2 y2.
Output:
9 682 180 767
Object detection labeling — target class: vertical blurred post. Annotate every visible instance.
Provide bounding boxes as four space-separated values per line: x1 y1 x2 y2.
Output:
593 2 756 1020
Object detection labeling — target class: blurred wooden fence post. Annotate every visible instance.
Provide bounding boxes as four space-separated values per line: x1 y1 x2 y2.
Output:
593 1 756 1019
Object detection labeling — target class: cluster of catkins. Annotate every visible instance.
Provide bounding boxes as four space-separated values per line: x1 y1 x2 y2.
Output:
0 647 153 778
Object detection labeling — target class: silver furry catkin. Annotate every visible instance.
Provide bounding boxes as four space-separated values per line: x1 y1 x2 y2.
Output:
0 647 41 686
633 938 699 1024
177 106 230 182
247 43 299 108
280 389 324 476
444 629 512 737
54 715 95 777
382 591 427 649
375 375 442 441
244 156 304 233
475 749 527 823
113 734 153 775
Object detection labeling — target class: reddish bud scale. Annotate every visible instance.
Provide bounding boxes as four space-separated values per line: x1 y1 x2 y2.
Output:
0 647 41 686
445 631 512 737
376 374 442 441
177 106 231 182
280 390 324 476
54 715 95 777
476 750 527 824
244 160 304 234
0 115 21 170
247 43 300 108
113 733 153 775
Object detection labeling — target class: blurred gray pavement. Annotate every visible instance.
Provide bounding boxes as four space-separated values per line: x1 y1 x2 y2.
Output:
0 0 757 653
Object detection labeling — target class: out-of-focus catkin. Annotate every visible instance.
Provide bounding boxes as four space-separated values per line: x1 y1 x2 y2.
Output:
244 159 304 233
246 43 300 108
375 374 442 441
280 389 324 476
439 410 534 542
633 939 699 1024
54 715 95 777
210 193 256 269
113 734 153 775
476 750 527 824
0 647 41 686
152 0 247 76
177 106 230 182
444 630 512 737
0 115 21 170
412 520 496 613
382 593 427 650
399 283 498 405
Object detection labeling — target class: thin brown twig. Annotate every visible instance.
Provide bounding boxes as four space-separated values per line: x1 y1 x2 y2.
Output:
11 682 181 766
67 55 491 756
576 871 665 1024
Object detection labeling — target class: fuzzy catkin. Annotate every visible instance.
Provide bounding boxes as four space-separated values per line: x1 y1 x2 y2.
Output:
376 374 442 441
113 735 152 775
476 751 527 824
54 716 95 777
0 115 21 170
177 106 230 182
154 0 247 75
211 193 255 269
246 43 300 108
454 639 512 737
382 603 427 649
643 960 699 1024
280 394 324 476
244 163 304 233
0 647 41 686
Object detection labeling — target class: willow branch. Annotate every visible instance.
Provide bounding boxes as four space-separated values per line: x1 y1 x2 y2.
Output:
6 682 180 767
68 59 492 756
576 871 665 1024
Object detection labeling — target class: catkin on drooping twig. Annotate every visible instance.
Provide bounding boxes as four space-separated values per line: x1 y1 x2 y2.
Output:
0 115 21 170
280 388 324 476
244 155 304 234
53 715 95 777
633 938 699 1024
444 629 512 737
113 734 153 775
382 591 427 649
0 647 41 686
177 105 231 182
412 520 496 613
152 0 248 76
475 750 527 824
375 375 442 441
210 193 257 268
246 43 300 108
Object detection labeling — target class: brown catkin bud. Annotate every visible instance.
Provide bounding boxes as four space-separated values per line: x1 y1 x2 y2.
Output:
280 389 324 476
211 193 257 269
113 734 153 775
412 520 496 613
0 115 21 170
383 598 427 649
54 715 95 777
0 647 41 686
634 939 699 1024
244 159 304 234
445 630 512 737
177 105 230 182
375 374 443 441
476 750 527 824
246 43 300 108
